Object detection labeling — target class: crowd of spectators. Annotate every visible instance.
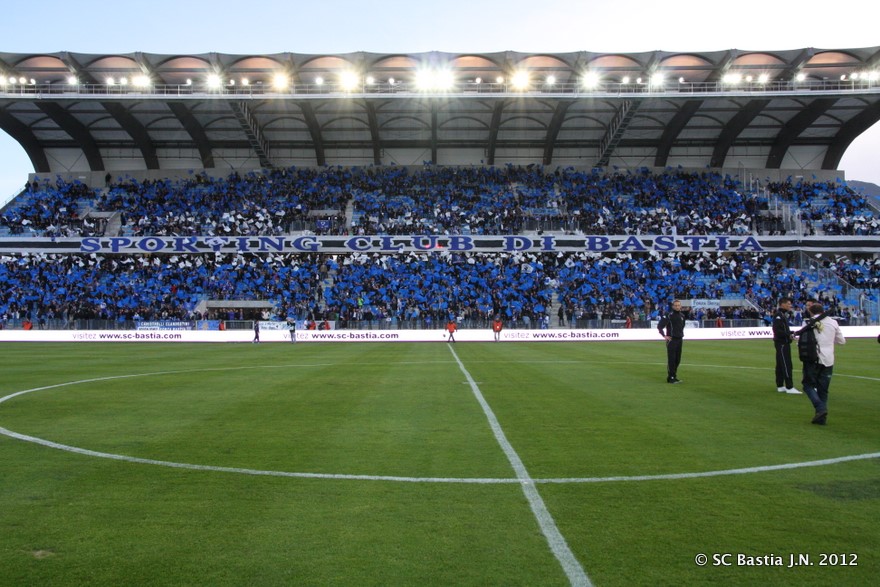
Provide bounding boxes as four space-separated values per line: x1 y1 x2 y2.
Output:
0 178 96 237
3 166 876 239
0 252 325 328
96 169 350 237
1 249 870 330
767 178 879 235
1 166 876 330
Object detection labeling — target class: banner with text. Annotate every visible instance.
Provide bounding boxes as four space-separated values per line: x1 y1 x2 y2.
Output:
2 235 879 255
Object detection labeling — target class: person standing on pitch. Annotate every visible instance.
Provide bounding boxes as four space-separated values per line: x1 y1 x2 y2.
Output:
772 297 801 394
287 318 296 344
252 319 260 344
492 315 503 342
657 299 686 383
446 318 457 342
797 303 845 425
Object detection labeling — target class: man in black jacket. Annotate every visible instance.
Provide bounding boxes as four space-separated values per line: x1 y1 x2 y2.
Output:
772 297 801 394
658 300 686 383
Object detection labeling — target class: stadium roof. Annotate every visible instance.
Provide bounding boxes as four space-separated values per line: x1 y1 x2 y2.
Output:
1 47 879 174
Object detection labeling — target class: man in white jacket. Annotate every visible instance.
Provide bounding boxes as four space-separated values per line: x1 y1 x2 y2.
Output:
799 304 846 425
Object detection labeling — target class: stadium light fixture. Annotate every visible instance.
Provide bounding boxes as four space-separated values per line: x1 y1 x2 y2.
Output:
621 76 631 84
119 77 128 86
340 71 360 91
133 75 150 88
546 75 556 86
795 72 807 82
495 76 504 84
436 69 454 90
388 77 395 85
66 76 78 85
722 73 742 85
758 73 769 84
272 73 289 90
414 69 431 90
868 71 879 82
207 73 222 89
511 70 530 90
315 76 324 86
678 77 686 84
582 71 600 89
29 78 36 85
474 77 482 84
415 68 454 92
105 77 115 85
366 76 375 85
241 78 250 86
650 73 664 87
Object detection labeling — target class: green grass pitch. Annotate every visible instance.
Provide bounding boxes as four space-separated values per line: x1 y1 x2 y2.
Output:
1 339 878 586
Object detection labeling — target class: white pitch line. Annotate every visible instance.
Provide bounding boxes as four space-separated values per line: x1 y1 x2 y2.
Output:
2 421 878 486
447 344 592 587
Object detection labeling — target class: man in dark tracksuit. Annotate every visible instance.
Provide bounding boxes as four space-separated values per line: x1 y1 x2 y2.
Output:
772 297 800 394
657 300 686 384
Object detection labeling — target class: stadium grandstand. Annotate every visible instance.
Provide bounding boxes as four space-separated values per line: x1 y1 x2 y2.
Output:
0 47 879 334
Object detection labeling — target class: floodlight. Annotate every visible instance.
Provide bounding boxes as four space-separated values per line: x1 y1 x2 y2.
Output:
315 76 324 85
495 76 504 84
106 77 115 85
745 75 753 82
67 76 78 85
340 71 360 91
636 77 643 84
29 78 36 85
133 75 150 87
722 73 742 85
678 77 686 84
9 77 17 84
621 76 631 84
474 77 482 84
511 70 529 90
241 78 249 86
414 69 433 91
228 79 235 86
185 79 192 86
119 77 128 86
758 73 769 84
207 73 222 88
795 73 807 82
868 71 879 81
582 71 600 89
388 77 395 85
546 75 556 85
366 76 375 85
650 73 664 86
273 73 289 90
436 69 454 90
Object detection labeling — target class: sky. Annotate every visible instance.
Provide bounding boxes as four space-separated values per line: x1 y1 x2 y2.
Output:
1 0 878 205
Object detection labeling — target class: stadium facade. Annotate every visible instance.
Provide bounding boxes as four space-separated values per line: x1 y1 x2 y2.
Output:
0 47 879 178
